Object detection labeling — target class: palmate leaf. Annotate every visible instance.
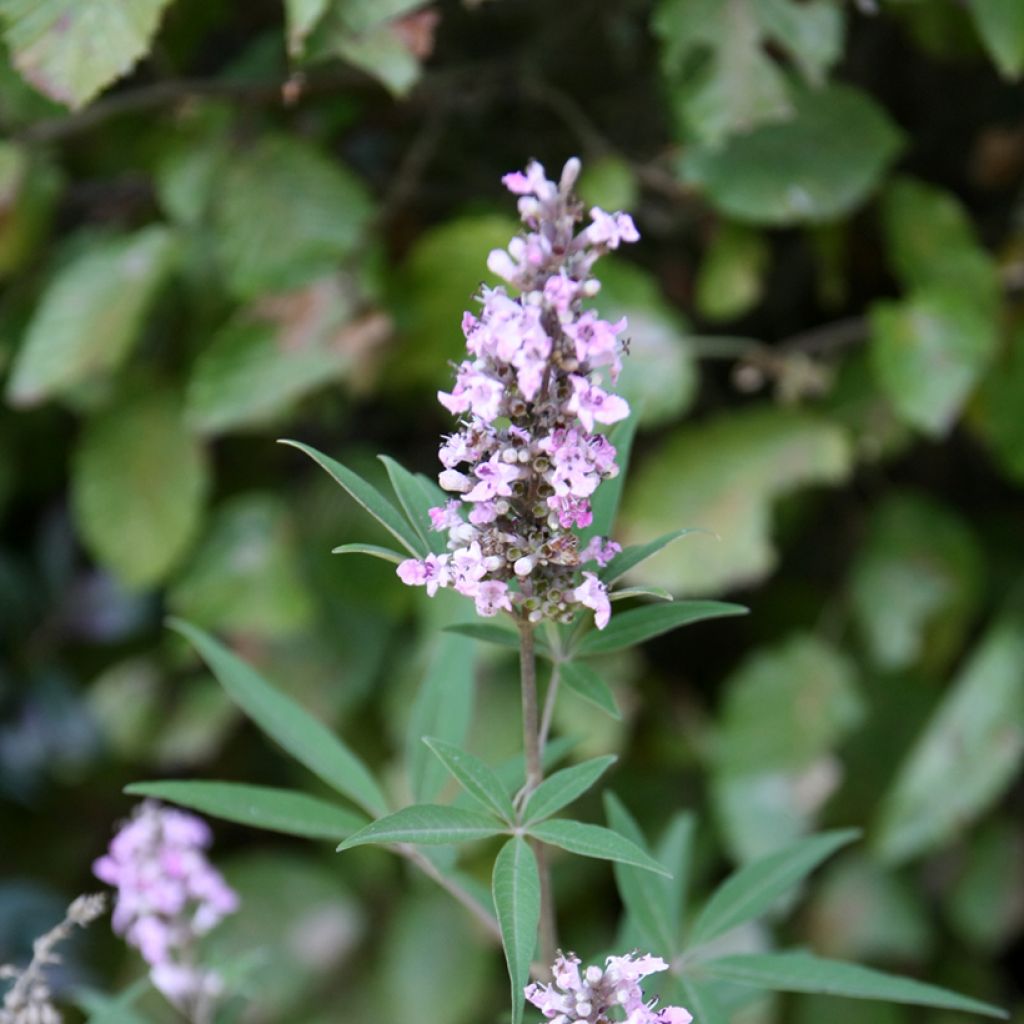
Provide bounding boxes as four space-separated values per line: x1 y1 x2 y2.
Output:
423 737 516 823
523 755 617 824
279 439 425 556
688 829 858 948
529 819 670 876
168 619 388 818
699 952 1006 1018
125 780 367 841
492 837 540 1024
576 600 748 657
337 804 505 850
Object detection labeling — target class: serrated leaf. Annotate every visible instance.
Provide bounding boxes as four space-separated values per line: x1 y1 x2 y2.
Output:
280 439 424 556
213 135 372 300
0 0 174 109
524 755 617 824
560 661 621 719
620 407 852 594
529 818 670 876
700 952 1006 1018
689 830 859 947
168 493 313 639
6 226 177 406
125 780 367 841
423 737 514 823
492 837 540 1024
72 390 207 589
873 612 1024 864
576 601 747 657
168 618 388 817
681 84 903 225
337 804 505 850
604 792 680 956
969 0 1024 79
870 288 997 437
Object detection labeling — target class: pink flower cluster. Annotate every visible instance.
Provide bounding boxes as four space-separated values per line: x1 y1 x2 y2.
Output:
93 802 238 1010
526 951 693 1024
398 159 638 629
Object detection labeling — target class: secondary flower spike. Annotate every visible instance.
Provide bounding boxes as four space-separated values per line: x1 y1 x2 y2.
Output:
398 158 636 628
93 802 238 1014
525 951 693 1024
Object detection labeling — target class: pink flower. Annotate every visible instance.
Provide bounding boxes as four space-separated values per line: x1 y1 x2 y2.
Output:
568 375 630 433
587 207 640 248
397 554 450 596
581 537 621 567
465 455 523 502
428 500 463 531
474 579 513 616
574 572 611 629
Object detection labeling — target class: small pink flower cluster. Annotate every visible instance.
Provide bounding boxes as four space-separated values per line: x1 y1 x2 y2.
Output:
526 951 693 1024
398 159 637 629
93 802 238 1009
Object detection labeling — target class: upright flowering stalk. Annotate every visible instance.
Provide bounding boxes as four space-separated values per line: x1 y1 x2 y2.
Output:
397 157 638 632
93 802 238 1023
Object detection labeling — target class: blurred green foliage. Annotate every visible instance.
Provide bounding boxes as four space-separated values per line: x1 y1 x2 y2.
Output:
0 1 1022 1022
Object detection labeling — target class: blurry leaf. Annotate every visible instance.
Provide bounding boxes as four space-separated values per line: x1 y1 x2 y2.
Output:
621 407 851 594
492 837 540 1024
71 390 207 588
578 154 639 212
332 22 423 97
695 224 770 322
285 0 329 56
407 634 475 803
681 84 902 225
423 738 515 822
971 324 1024 483
688 830 858 948
881 177 998 307
125 780 368 840
6 226 177 406
169 618 389 817
560 661 621 719
332 542 404 563
443 621 523 651
529 819 670 875
699 952 1005 1018
155 129 228 228
377 888 492 1024
850 492 984 673
755 0 845 83
713 635 863 775
0 0 174 109
213 135 372 300
597 261 697 428
187 278 384 435
946 819 1024 951
874 611 1024 864
602 530 701 584
280 439 425 556
805 853 932 962
337 804 505 849
169 494 313 638
524 755 617 824
968 0 1024 78
0 142 60 279
576 601 748 657
149 677 235 769
676 975 729 1024
392 214 518 390
86 657 162 759
604 792 683 955
870 288 997 437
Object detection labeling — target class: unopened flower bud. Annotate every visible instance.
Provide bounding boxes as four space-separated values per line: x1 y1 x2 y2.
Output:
514 556 535 576
439 469 471 492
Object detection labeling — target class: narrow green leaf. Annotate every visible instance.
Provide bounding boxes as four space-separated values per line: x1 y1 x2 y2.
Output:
700 952 1006 1019
443 622 521 650
491 737 579 800
604 792 679 956
167 618 388 818
610 586 674 602
492 837 540 1024
125 780 367 841
424 737 515 823
674 975 729 1024
601 530 702 583
561 661 621 719
689 829 859 947
524 755 617 824
657 811 697 940
378 454 435 552
529 819 671 876
332 543 405 564
337 804 505 850
577 601 748 657
585 413 639 540
408 634 475 804
278 439 424 556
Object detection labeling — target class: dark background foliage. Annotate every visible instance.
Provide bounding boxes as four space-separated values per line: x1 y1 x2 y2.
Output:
1 1 1022 1021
